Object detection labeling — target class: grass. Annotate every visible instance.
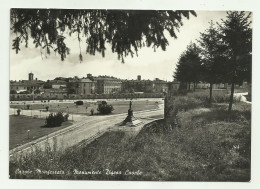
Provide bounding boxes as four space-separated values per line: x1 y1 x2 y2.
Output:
9 100 251 181
10 99 161 115
9 115 72 150
9 89 251 181
187 89 242 104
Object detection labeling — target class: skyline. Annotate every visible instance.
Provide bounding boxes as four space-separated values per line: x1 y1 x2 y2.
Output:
10 11 228 81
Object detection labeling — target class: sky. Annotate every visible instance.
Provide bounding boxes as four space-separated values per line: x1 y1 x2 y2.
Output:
9 11 228 81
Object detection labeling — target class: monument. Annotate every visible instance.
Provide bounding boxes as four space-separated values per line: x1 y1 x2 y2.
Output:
121 101 142 127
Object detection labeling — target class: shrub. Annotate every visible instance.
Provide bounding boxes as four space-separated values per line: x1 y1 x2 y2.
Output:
17 109 21 116
97 101 114 114
90 108 94 115
187 90 241 104
45 112 69 127
171 96 204 112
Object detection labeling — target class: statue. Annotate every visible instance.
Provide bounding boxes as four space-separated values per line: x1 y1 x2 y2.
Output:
129 100 132 110
120 100 142 127
122 101 133 124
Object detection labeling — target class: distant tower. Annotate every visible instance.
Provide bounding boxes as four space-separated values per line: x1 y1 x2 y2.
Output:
28 72 34 81
137 75 141 81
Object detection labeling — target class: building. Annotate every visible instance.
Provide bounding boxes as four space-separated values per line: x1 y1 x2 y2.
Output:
68 77 96 95
153 78 169 93
49 80 67 89
92 75 122 94
10 73 44 94
168 81 180 93
122 76 154 93
196 82 210 89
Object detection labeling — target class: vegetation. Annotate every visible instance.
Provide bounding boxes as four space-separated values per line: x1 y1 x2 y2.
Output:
10 100 160 115
9 98 250 180
174 43 202 90
218 11 252 112
9 115 72 150
16 109 21 116
10 9 196 63
197 21 227 104
173 11 252 112
45 112 69 127
97 101 114 114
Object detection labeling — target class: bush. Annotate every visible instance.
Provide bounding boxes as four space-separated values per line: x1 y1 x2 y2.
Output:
97 101 114 114
90 108 94 115
45 112 69 127
74 100 83 105
171 96 204 112
17 109 21 116
187 90 241 104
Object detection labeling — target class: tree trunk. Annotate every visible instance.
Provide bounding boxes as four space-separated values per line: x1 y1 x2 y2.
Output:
229 55 237 114
209 83 213 104
188 83 191 91
193 82 196 91
228 81 235 113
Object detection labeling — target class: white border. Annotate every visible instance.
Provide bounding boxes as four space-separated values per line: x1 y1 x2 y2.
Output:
1 1 260 189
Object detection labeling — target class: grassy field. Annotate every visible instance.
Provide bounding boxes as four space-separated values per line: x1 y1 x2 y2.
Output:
9 115 72 150
10 99 161 115
9 90 251 181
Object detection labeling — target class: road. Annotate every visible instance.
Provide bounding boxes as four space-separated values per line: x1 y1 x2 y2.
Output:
9 105 164 158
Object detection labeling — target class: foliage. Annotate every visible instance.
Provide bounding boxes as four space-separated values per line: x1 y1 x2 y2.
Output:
197 21 228 103
187 90 241 104
171 96 204 112
218 11 252 112
10 9 196 63
218 11 252 84
9 102 250 181
45 112 69 127
173 43 202 88
16 109 21 115
97 101 114 114
90 108 94 115
197 21 228 84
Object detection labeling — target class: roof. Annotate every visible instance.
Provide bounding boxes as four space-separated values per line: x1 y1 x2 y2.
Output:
69 78 96 83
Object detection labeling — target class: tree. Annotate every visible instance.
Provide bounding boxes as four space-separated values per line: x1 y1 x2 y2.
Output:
173 43 202 90
10 9 196 63
97 101 114 114
218 11 252 113
197 21 228 104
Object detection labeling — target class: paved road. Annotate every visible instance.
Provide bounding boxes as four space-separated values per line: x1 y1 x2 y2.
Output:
9 106 164 158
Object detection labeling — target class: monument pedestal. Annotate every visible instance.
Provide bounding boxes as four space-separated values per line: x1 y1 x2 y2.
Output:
121 101 143 127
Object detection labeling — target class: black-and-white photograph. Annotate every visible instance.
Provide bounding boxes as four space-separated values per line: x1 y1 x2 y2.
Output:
8 8 252 182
